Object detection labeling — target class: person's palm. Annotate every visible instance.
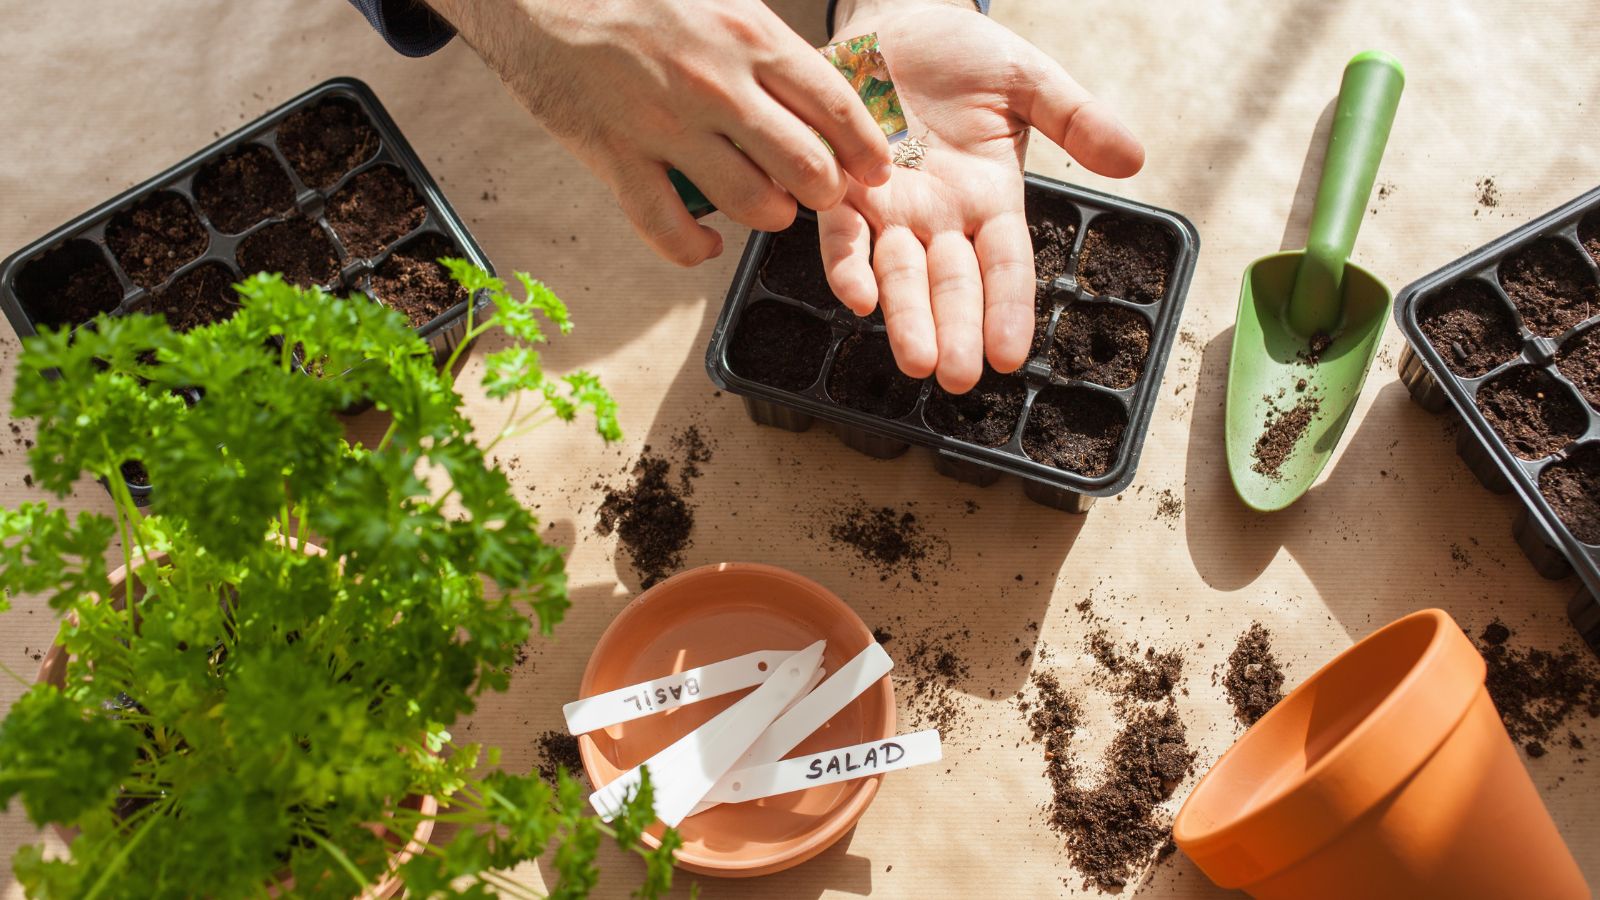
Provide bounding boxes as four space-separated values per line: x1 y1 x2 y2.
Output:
819 6 1143 392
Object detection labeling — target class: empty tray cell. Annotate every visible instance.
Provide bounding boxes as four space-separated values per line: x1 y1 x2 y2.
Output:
105 191 208 288
370 233 467 328
327 165 425 259
1498 236 1598 337
13 240 122 328
758 221 835 308
1417 279 1522 377
924 367 1026 447
140 262 238 331
1475 366 1586 460
194 144 296 234
728 301 831 392
1027 194 1079 282
275 97 380 191
1076 215 1174 304
1022 385 1127 476
826 330 921 419
1048 303 1150 388
1540 443 1600 545
1557 325 1600 410
237 218 340 288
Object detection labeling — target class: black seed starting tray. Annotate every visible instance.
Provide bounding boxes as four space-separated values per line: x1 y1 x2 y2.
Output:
0 77 493 506
705 173 1199 513
1395 185 1600 656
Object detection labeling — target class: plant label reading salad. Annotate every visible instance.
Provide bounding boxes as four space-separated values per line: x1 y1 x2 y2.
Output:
703 730 942 804
562 649 800 734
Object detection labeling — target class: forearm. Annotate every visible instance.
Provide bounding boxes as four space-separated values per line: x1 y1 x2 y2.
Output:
831 0 979 40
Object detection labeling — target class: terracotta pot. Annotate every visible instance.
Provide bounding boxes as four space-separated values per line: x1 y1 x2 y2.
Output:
34 546 436 900
1173 608 1587 899
578 562 895 877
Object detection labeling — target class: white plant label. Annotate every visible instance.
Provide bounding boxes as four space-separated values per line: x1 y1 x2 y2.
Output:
563 648 798 736
700 729 942 805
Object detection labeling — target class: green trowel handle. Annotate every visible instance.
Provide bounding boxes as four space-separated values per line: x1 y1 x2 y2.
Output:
1288 50 1405 337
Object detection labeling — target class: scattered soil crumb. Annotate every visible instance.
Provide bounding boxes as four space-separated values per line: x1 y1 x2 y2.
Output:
1223 623 1285 726
1475 177 1501 214
829 502 947 583
596 426 709 588
535 731 585 785
1153 489 1183 527
1476 620 1600 759
1252 395 1321 480
872 627 894 645
900 629 973 736
1087 631 1184 705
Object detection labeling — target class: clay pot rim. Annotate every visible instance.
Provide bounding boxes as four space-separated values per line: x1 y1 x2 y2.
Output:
33 541 436 899
1173 608 1486 887
577 562 894 877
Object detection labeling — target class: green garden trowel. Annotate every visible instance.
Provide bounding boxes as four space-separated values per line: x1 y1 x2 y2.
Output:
1225 51 1405 511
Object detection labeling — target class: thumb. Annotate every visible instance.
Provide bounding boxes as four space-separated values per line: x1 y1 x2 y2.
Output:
1014 43 1145 178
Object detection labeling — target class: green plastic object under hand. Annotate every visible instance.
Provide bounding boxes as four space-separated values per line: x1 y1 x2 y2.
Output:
1224 50 1405 512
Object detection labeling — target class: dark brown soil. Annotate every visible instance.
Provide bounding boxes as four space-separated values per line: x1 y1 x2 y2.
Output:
1048 303 1151 388
1252 395 1320 480
1557 325 1600 410
1030 285 1056 359
194 144 296 234
1224 623 1286 726
237 218 340 288
728 301 831 391
326 165 425 259
1582 210 1600 270
596 430 709 588
14 240 123 327
829 502 943 582
275 98 380 190
1022 386 1127 476
925 368 1026 446
901 632 972 735
1076 216 1174 304
105 192 208 289
825 331 921 418
1476 366 1585 460
1418 279 1523 377
535 730 586 785
759 222 835 308
1476 620 1600 758
1087 631 1182 704
370 233 465 327
1028 201 1078 283
121 460 150 487
141 263 237 332
1539 444 1600 545
1498 237 1598 337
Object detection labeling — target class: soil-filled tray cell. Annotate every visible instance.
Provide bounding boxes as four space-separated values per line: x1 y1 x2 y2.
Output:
1497 236 1599 337
1022 385 1127 477
14 240 122 328
139 262 238 332
728 301 831 392
924 368 1026 447
1076 215 1174 305
1557 325 1600 410
1540 444 1600 546
370 233 467 328
1030 285 1056 358
105 192 208 289
194 144 296 235
1582 209 1600 269
1028 197 1079 283
237 218 340 289
1417 279 1523 377
1048 303 1150 389
1475 366 1587 460
121 460 150 488
758 223 835 309
825 330 922 419
327 165 426 259
275 97 380 191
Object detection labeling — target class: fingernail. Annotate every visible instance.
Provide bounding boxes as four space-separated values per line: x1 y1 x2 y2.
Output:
708 234 725 260
870 162 894 185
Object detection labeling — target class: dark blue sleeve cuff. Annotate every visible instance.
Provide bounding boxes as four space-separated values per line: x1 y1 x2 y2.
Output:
825 0 985 35
348 0 455 58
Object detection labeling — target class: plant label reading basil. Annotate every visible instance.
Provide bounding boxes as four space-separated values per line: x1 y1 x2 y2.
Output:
701 730 942 805
563 648 798 735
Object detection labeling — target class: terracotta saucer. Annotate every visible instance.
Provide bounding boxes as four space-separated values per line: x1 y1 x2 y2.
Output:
578 562 895 877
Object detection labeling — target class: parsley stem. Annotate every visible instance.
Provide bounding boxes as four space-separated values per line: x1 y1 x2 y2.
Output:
299 828 370 891
81 797 164 900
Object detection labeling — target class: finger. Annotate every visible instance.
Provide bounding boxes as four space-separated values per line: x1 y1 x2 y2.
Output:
818 203 878 315
873 226 936 379
607 159 724 266
671 136 797 233
974 211 1036 373
926 230 986 393
1014 44 1144 178
761 48 893 188
728 101 851 213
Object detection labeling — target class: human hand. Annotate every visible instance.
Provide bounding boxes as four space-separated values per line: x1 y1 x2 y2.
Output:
821 0 1144 392
429 0 894 265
